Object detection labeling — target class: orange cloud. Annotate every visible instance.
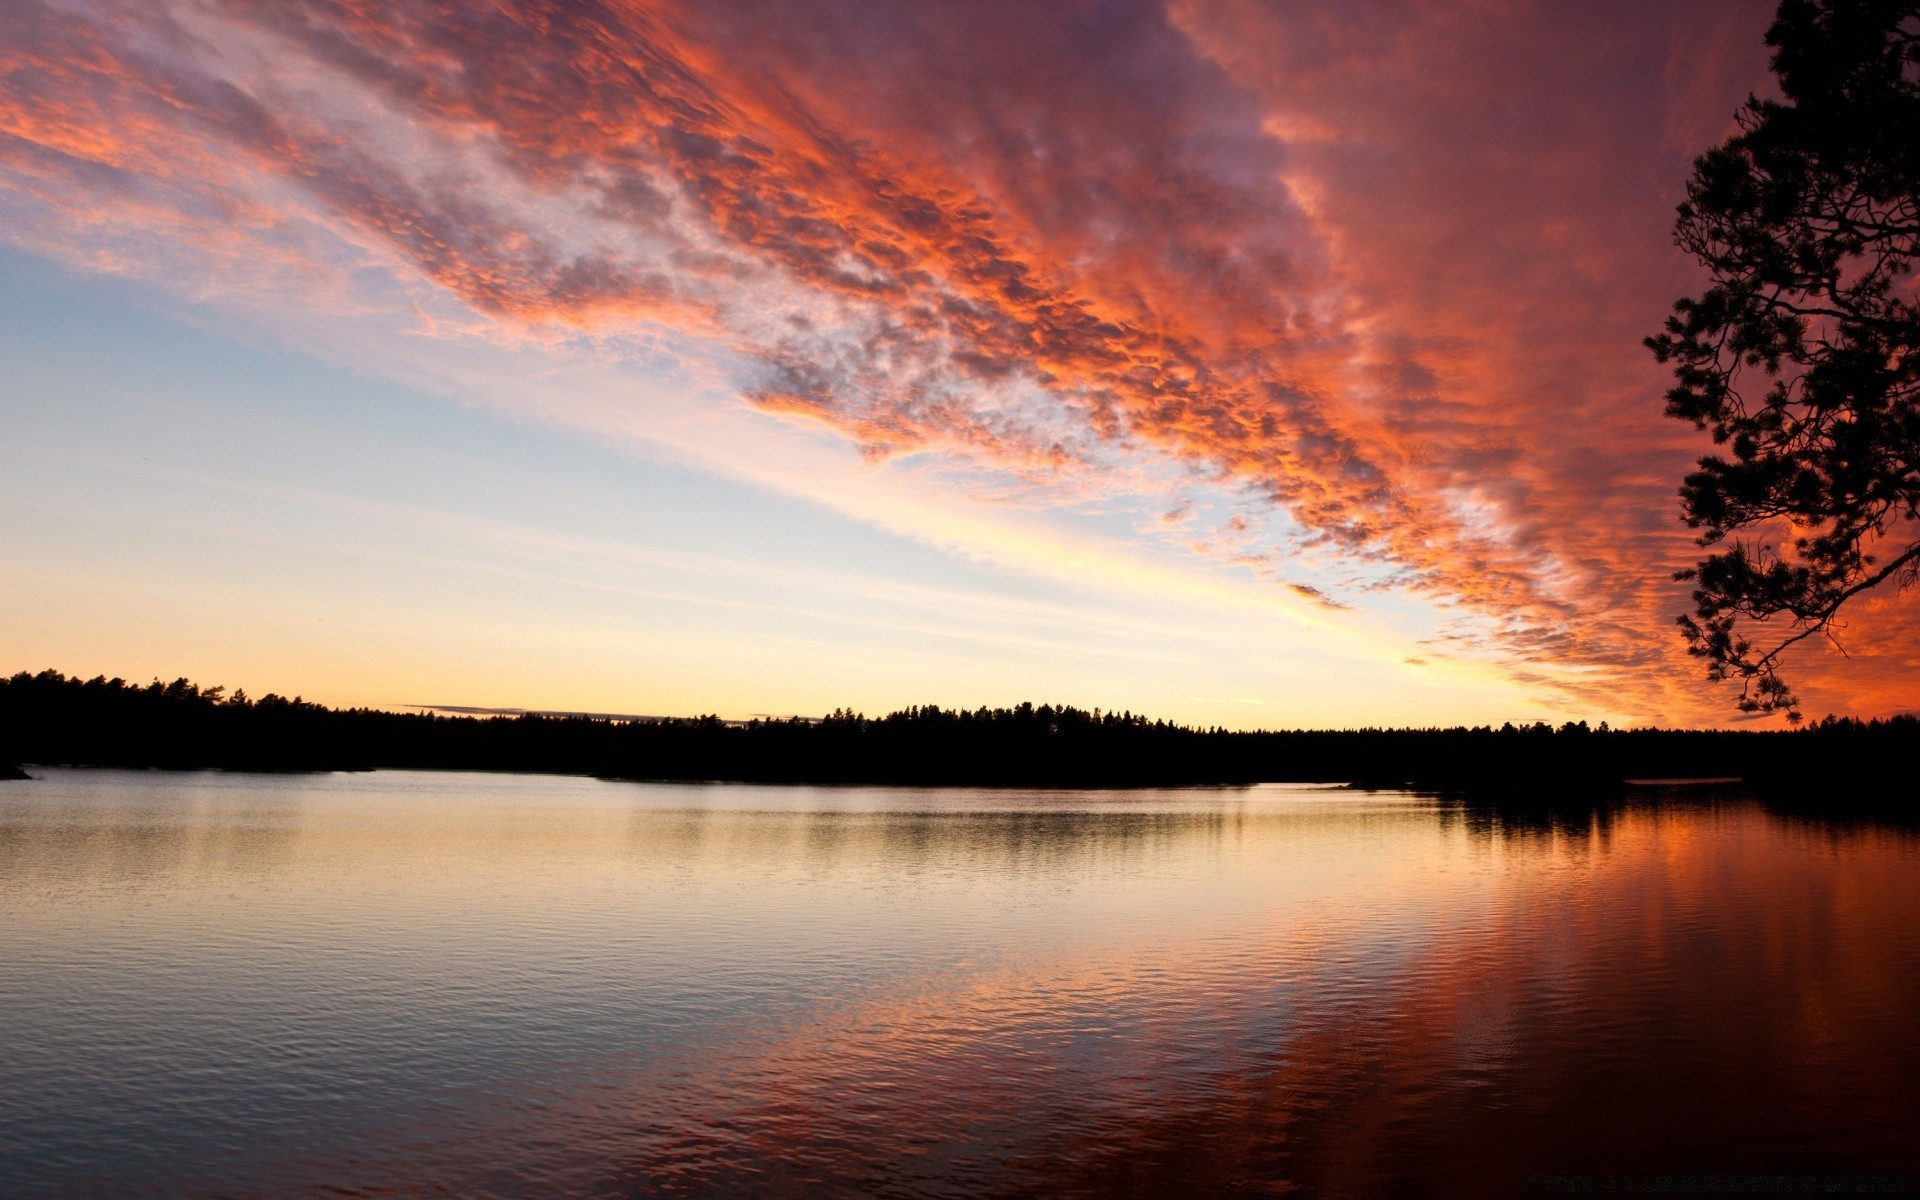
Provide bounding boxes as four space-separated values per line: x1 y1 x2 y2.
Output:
4 0 1905 720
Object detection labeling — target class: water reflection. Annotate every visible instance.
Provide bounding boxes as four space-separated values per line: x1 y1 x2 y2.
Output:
0 772 304 893
1 771 1915 1198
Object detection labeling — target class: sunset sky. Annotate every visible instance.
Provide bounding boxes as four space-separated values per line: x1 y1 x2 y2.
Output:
4 0 1914 726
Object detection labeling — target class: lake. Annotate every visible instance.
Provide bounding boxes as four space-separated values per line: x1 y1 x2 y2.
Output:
2 769 1916 1197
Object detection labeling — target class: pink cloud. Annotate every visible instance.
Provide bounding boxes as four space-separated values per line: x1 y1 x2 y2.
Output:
3 0 1904 719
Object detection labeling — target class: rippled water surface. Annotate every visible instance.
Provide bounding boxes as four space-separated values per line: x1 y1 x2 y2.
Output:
3 769 1918 1197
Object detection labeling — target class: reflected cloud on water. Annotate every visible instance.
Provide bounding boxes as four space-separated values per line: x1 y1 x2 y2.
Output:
2 770 1916 1198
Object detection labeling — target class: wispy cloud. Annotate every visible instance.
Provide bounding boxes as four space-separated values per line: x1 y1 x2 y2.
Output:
7 0 1907 720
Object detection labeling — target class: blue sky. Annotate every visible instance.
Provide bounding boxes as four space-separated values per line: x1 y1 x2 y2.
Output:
2 247 1535 726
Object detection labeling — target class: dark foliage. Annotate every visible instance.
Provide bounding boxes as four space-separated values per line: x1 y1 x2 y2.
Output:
1648 0 1920 719
4 670 1915 794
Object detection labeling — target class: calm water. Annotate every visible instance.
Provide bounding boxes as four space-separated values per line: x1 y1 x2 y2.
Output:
2 770 1917 1198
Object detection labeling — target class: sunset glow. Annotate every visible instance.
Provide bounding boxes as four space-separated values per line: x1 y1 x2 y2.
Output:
5 0 1912 723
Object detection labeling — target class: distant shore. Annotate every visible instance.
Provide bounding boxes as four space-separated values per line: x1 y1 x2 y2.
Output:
3 669 1911 797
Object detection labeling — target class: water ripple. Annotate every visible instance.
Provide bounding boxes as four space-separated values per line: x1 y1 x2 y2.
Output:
1 770 1916 1197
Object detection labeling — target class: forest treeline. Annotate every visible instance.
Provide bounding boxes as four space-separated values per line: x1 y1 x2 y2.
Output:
2 670 1913 796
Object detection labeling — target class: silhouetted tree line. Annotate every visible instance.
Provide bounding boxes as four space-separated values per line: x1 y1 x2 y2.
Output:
1 670 1913 795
